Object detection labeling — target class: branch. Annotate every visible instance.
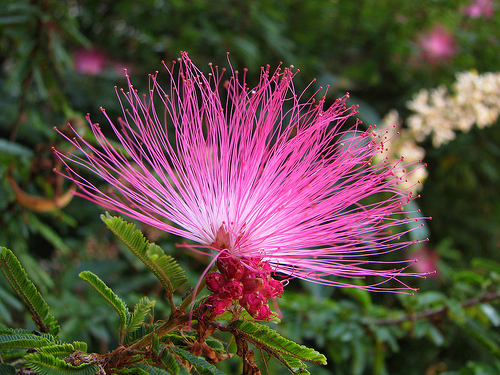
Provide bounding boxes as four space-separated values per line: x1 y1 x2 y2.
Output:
372 291 500 326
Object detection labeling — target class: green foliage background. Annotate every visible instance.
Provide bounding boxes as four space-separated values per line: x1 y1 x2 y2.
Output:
1 0 499 374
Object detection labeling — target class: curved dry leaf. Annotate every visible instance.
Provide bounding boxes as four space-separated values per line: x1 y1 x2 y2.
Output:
8 175 76 212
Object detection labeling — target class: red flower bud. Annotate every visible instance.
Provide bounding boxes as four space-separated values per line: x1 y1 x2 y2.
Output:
239 292 266 313
261 279 284 299
253 304 272 320
206 272 226 293
221 279 244 299
217 254 245 280
206 296 232 316
257 261 272 274
241 272 266 293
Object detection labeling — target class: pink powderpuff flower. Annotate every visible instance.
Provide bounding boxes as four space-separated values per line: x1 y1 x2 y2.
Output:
417 25 457 65
54 52 430 319
73 47 108 75
462 0 495 19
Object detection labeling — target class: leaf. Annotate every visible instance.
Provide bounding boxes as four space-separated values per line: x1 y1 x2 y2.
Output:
0 248 60 336
17 252 55 291
371 326 399 353
72 342 88 352
160 333 190 346
114 369 147 375
480 304 500 327
125 297 156 339
414 321 445 347
78 271 129 344
0 363 17 375
124 322 163 346
24 352 100 375
26 214 71 253
0 138 33 158
170 347 225 375
151 334 161 356
459 317 500 357
472 258 500 274
351 336 366 375
134 362 176 375
160 350 181 375
446 299 467 325
0 285 23 324
205 336 225 353
230 320 326 373
416 291 447 307
101 214 187 297
0 299 12 325
0 285 23 311
0 328 58 349
233 320 326 364
8 175 75 213
37 343 83 357
340 287 372 311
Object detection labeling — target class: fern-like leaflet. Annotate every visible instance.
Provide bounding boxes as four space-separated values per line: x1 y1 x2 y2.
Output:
79 271 129 345
101 214 188 304
0 248 60 336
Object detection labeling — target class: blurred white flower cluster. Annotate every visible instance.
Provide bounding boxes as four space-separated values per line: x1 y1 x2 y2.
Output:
408 70 500 147
376 110 428 193
379 70 500 192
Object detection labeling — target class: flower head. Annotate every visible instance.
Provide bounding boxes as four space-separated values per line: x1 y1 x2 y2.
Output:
73 47 108 75
413 247 440 278
462 0 495 19
416 25 457 65
55 52 429 319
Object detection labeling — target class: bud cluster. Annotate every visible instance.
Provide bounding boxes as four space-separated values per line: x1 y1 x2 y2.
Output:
205 251 283 320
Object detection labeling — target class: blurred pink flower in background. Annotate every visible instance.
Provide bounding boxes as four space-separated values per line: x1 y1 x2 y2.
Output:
73 47 130 76
462 0 495 19
417 25 457 65
73 47 108 75
413 247 439 278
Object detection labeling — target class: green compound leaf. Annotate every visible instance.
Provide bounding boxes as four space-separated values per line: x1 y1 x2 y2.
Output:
170 347 225 375
0 363 17 375
0 328 58 349
72 341 89 353
115 369 147 375
160 350 181 375
0 138 34 158
124 322 163 346
37 342 87 357
78 271 129 345
205 336 225 353
231 320 326 374
101 213 188 298
134 361 178 375
0 348 26 362
24 352 100 375
125 296 156 340
0 248 60 337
